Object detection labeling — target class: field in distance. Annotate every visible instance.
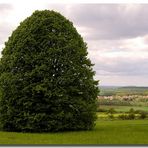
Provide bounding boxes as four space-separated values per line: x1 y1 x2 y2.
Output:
99 105 148 112
98 86 148 120
99 85 148 96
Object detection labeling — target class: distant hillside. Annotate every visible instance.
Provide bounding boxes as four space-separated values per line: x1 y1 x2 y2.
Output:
99 86 119 96
119 86 148 90
99 86 148 96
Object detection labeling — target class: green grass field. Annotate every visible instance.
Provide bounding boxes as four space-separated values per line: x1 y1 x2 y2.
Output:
100 86 148 96
0 120 148 144
99 105 148 112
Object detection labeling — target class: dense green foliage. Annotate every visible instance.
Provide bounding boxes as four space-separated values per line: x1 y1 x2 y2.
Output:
0 10 98 132
0 120 148 144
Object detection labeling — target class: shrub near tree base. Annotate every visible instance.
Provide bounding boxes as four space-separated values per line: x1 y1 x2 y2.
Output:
139 112 147 119
0 10 99 132
118 113 135 120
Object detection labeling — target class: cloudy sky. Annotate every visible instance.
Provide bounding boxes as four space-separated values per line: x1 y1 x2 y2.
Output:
0 1 148 86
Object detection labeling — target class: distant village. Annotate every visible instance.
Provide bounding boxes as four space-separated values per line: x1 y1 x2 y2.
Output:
98 95 148 101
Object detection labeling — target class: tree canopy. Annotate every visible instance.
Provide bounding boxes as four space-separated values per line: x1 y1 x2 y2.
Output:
0 10 99 132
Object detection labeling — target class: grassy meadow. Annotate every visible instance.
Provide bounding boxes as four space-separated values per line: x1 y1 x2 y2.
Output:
99 105 148 112
0 120 148 144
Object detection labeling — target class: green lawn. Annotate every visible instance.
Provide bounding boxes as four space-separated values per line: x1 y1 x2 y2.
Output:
0 120 148 144
99 105 148 112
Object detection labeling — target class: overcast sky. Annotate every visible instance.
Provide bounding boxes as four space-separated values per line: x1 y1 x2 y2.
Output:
0 1 148 86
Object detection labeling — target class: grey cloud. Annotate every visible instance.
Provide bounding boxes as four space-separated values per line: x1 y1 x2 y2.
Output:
68 4 148 40
94 57 148 76
0 22 13 44
0 3 13 14
0 3 14 46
